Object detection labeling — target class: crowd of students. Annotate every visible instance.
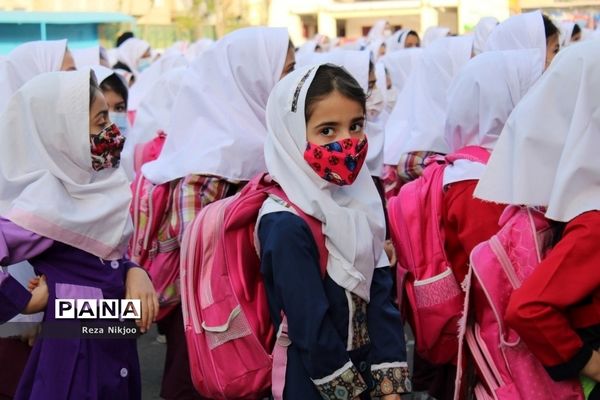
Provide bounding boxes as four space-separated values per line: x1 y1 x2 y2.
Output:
0 9 598 400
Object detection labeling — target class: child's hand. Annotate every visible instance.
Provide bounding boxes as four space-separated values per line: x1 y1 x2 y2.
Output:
125 267 159 334
24 275 48 314
19 324 42 347
384 240 397 266
27 276 41 291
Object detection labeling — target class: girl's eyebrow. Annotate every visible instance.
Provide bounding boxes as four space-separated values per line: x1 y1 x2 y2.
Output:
314 121 340 129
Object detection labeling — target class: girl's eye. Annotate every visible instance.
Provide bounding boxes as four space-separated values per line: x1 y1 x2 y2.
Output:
350 123 364 132
320 127 334 136
116 105 126 112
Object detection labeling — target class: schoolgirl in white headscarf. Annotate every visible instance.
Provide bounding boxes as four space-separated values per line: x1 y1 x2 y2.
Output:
472 16 499 56
127 54 187 112
443 48 544 185
258 63 409 399
422 26 450 47
113 37 152 85
381 48 422 166
559 21 582 47
0 40 73 113
383 36 473 185
386 35 473 162
398 47 544 400
185 38 214 61
484 10 560 70
143 27 294 184
0 69 156 399
121 66 186 178
133 27 296 400
385 29 421 52
0 39 76 350
367 20 392 42
475 39 600 393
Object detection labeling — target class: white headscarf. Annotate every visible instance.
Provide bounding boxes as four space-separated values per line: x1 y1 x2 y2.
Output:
127 54 187 111
163 41 187 58
90 65 116 86
385 29 409 53
264 65 388 301
72 46 100 69
342 37 368 51
381 48 423 165
386 35 473 157
296 40 321 68
185 38 214 61
368 39 386 62
116 37 150 75
142 27 289 184
0 39 67 113
422 27 450 47
472 16 499 55
475 40 600 223
443 49 544 185
484 10 546 62
367 20 390 42
304 50 370 89
381 48 422 91
121 67 187 179
0 70 132 259
559 21 576 47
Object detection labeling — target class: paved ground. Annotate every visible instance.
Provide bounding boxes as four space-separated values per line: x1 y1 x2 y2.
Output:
137 324 436 400
138 326 166 400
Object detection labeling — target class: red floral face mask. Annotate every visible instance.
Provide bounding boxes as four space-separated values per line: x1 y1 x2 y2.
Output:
303 136 368 186
90 123 126 171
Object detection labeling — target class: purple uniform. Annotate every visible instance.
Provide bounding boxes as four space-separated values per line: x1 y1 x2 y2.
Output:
0 218 141 400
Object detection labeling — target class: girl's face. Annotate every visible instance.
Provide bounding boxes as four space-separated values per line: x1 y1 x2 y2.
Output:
545 33 560 70
280 44 296 80
103 88 127 113
306 90 365 146
61 49 77 71
89 90 110 135
405 33 420 48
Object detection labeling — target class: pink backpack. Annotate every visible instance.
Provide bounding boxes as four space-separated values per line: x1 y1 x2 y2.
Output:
454 206 584 399
387 146 490 365
180 173 327 400
130 132 180 321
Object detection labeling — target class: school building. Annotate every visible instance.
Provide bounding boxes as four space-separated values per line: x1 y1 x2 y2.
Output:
1 0 599 53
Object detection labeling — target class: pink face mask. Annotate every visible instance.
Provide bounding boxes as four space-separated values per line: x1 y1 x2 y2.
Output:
303 136 368 186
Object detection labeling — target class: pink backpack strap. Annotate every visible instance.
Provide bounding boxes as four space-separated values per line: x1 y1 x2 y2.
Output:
445 145 491 165
262 176 328 398
272 315 291 400
394 158 449 278
265 184 328 276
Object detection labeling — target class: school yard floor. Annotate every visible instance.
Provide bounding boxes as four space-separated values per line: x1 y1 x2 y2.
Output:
138 325 166 400
138 325 433 400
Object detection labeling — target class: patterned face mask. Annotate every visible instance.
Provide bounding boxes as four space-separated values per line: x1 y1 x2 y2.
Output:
90 123 126 171
303 136 368 186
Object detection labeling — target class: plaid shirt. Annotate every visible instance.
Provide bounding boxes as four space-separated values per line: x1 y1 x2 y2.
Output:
158 175 240 245
396 151 440 184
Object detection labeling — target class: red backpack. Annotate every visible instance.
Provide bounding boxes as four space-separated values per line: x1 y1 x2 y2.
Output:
387 146 490 365
180 173 327 400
